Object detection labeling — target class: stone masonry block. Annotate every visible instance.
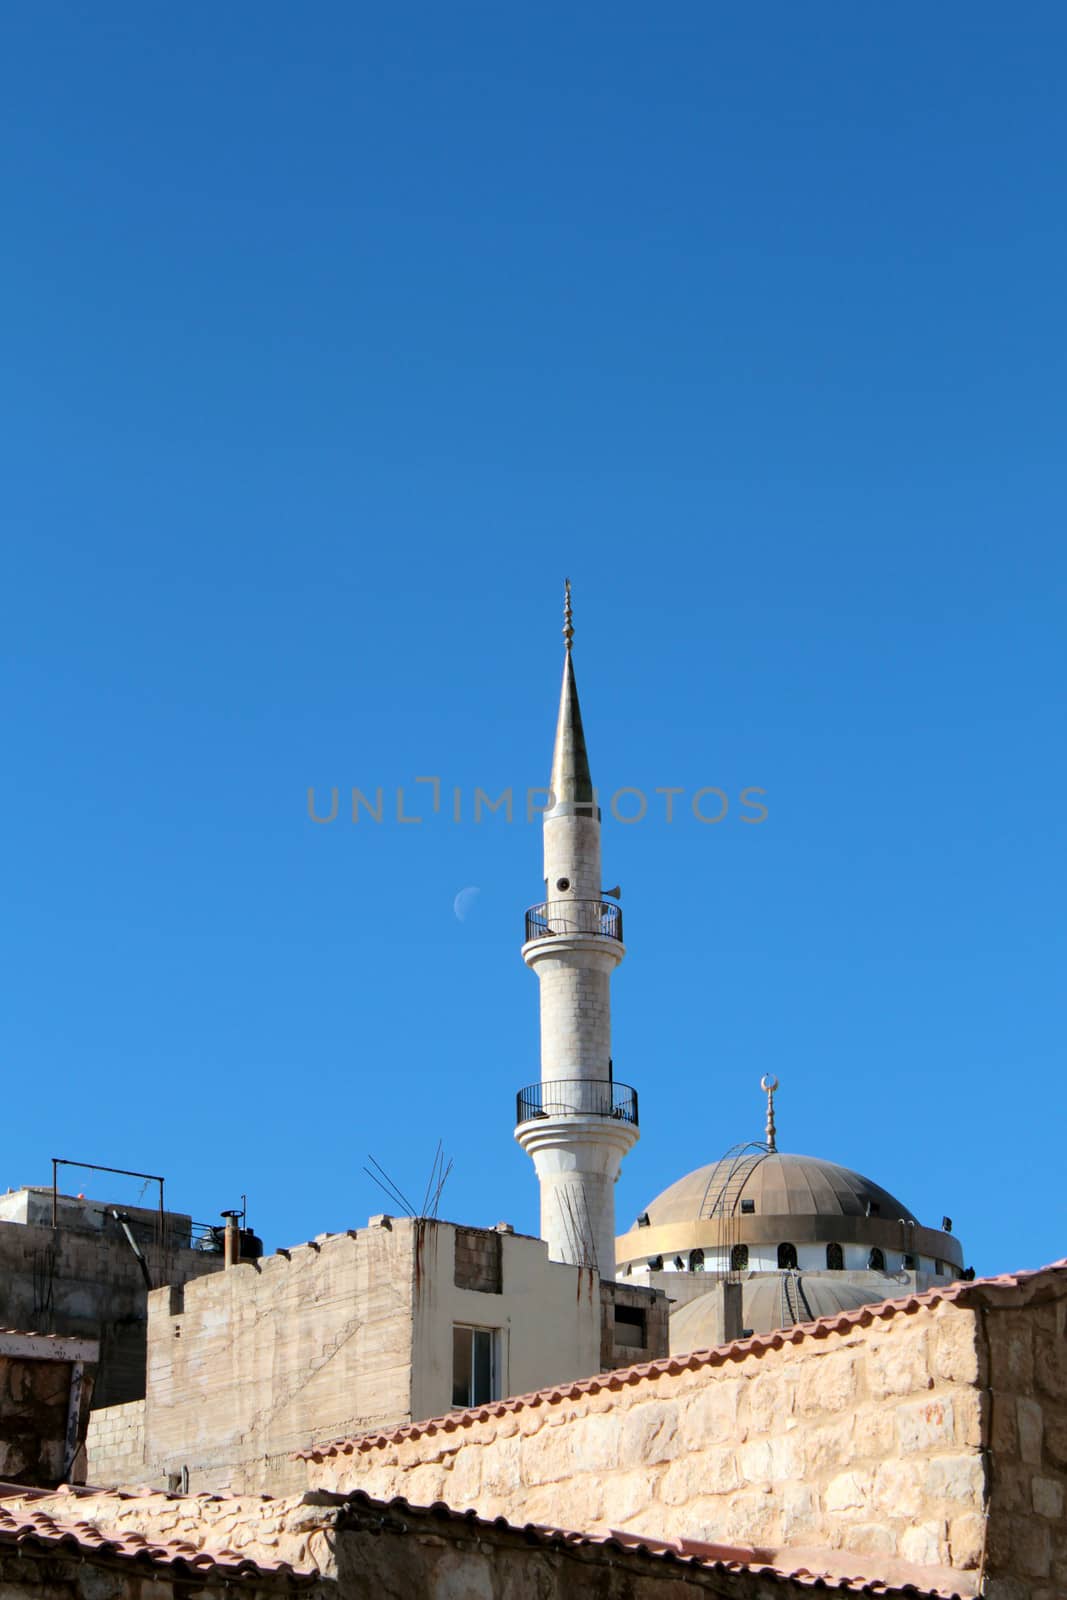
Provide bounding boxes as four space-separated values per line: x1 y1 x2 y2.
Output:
948 1511 986 1569
922 1452 985 1505
931 1310 981 1385
896 1396 955 1453
678 1379 743 1450
803 1417 857 1476
872 1458 924 1520
795 1351 858 1416
1033 1476 1065 1519
566 1411 619 1473
1035 1334 1067 1401
989 1314 1034 1391
605 1466 658 1524
825 1470 870 1512
867 1326 933 1400
852 1406 895 1460
900 1519 947 1568
619 1400 679 1465
658 1448 740 1505
1017 1396 1044 1466
741 1372 788 1435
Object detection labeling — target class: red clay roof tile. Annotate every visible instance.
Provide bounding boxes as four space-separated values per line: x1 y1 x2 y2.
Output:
0 1504 316 1586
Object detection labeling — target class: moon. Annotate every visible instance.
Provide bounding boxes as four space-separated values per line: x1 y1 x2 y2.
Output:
453 886 481 922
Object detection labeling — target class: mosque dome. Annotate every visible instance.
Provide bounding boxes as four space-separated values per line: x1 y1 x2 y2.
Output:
641 1151 917 1232
615 1142 963 1280
669 1273 891 1354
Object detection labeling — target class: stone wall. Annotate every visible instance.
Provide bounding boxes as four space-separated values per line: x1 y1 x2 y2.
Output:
600 1280 670 1370
84 1398 146 1487
307 1297 989 1582
982 1295 1067 1599
141 1222 417 1494
0 1485 932 1600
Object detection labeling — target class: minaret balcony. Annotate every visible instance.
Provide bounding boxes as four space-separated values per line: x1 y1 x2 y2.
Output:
516 1078 639 1128
524 899 623 944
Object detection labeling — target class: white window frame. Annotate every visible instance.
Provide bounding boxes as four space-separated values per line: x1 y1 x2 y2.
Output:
452 1323 499 1409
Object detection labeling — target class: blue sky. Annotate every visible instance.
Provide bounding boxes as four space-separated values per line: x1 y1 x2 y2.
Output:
3 6 1064 1275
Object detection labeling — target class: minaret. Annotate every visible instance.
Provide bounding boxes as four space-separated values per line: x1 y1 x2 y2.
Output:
515 582 639 1279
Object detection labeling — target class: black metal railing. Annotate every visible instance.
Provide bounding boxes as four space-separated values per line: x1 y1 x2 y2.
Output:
524 899 623 943
515 1078 638 1127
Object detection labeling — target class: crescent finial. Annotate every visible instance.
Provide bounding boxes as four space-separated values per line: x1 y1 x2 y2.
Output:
760 1075 779 1153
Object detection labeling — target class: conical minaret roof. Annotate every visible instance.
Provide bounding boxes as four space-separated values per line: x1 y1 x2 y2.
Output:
548 581 594 808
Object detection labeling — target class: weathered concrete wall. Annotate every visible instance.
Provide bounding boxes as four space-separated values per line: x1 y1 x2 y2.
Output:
600 1280 670 1371
102 1217 664 1495
408 1223 620 1426
84 1398 146 1487
144 1222 417 1494
0 1216 221 1406
307 1297 989 1582
982 1295 1067 1599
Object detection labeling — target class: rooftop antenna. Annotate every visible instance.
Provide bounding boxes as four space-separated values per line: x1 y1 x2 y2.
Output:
363 1155 417 1219
761 1074 779 1154
428 1156 453 1220
420 1142 444 1220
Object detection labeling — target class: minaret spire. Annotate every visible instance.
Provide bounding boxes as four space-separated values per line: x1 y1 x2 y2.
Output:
515 585 638 1280
549 581 594 810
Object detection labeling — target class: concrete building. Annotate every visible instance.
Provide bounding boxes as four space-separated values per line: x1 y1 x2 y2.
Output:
516 580 638 1278
86 1215 666 1494
0 1186 225 1407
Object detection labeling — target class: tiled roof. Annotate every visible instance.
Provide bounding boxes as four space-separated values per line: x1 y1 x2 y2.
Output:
298 1256 1067 1461
0 1485 961 1597
0 1503 316 1586
341 1490 965 1597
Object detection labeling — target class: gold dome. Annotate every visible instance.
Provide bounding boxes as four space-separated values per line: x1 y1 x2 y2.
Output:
615 1149 962 1274
644 1151 917 1229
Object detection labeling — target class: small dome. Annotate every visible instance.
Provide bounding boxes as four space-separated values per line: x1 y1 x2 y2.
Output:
643 1151 916 1229
670 1274 891 1354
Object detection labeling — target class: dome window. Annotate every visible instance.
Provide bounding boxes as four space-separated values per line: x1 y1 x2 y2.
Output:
648 1255 663 1271
777 1242 798 1269
689 1249 705 1272
730 1244 749 1272
903 1253 916 1270
826 1242 844 1271
740 1198 755 1215
673 1256 685 1271
868 1247 886 1271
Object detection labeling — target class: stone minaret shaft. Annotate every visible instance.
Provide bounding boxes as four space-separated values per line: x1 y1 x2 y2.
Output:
515 585 638 1280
